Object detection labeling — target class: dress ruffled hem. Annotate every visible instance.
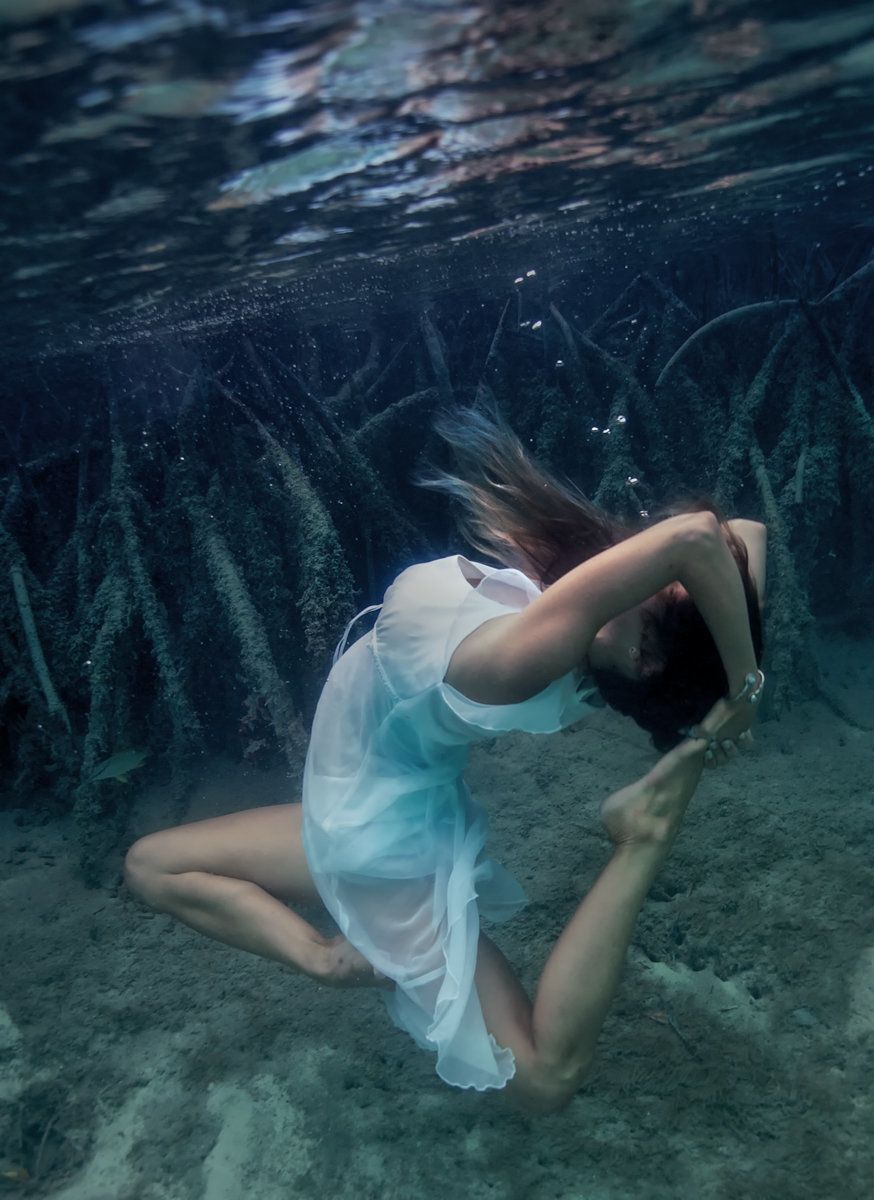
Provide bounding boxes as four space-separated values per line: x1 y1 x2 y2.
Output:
377 803 525 1092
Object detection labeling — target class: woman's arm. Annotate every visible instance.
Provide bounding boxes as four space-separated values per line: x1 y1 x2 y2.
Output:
725 518 767 608
471 511 757 701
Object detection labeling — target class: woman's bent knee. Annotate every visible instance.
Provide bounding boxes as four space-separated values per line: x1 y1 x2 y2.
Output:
123 836 168 909
506 1057 593 1116
508 1078 576 1116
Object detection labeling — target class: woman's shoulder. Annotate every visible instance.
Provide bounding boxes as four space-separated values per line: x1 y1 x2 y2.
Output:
373 554 541 703
385 553 539 602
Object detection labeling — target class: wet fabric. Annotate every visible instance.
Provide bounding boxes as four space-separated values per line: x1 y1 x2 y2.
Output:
301 553 602 1090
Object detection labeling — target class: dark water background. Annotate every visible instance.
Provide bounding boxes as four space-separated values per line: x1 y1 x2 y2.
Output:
3 0 874 362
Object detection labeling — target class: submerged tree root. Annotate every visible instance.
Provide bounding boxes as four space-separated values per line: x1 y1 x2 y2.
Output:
0 259 870 876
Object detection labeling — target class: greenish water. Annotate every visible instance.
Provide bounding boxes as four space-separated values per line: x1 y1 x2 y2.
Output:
1 4 873 1199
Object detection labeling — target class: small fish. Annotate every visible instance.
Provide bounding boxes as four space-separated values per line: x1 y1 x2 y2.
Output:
0 1166 30 1182
646 1010 671 1026
87 748 148 783
644 1009 700 1060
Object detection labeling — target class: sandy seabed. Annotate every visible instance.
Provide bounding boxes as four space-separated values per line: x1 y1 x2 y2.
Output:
2 631 873 1200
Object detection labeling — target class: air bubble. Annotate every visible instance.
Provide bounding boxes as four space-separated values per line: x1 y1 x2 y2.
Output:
532 320 542 330
616 414 627 424
627 476 639 485
591 426 599 433
514 276 524 284
556 359 564 367
526 269 536 277
640 510 649 518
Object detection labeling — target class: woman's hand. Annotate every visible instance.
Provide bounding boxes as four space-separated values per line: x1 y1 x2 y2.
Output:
686 695 757 767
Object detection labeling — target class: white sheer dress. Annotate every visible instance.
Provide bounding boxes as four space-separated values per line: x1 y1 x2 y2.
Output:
301 553 603 1091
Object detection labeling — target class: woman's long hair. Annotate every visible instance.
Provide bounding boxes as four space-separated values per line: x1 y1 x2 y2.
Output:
414 403 763 751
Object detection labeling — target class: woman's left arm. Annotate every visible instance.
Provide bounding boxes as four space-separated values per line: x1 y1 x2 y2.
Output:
725 519 767 608
692 518 767 763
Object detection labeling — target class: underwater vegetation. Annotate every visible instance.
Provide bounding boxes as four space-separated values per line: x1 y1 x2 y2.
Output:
0 252 872 881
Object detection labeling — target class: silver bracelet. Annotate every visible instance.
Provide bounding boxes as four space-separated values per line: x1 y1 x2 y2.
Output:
730 668 765 705
678 667 765 746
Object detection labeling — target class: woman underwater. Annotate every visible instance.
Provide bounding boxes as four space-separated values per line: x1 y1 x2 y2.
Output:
124 406 766 1115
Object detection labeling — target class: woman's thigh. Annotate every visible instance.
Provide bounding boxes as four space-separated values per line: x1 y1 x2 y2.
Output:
128 802 322 908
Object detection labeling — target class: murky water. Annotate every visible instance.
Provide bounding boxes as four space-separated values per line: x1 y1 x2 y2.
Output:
2 6 874 1199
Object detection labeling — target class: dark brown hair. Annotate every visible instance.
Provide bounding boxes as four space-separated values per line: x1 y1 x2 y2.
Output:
414 403 763 750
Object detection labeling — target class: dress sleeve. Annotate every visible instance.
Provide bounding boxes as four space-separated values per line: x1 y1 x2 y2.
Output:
440 676 575 735
439 561 582 736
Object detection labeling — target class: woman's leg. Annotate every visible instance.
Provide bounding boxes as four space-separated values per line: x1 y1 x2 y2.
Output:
124 803 384 987
476 738 706 1115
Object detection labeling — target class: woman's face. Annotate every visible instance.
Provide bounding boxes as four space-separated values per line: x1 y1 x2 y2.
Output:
590 585 683 681
637 585 686 679
589 605 646 679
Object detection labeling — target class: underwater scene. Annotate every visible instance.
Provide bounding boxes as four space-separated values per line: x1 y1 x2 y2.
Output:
1 0 873 1196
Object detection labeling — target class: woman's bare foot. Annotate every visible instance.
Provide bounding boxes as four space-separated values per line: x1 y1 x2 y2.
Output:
600 738 705 850
316 935 394 990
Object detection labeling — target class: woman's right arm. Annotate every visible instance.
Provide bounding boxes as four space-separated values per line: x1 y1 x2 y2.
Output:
494 511 758 701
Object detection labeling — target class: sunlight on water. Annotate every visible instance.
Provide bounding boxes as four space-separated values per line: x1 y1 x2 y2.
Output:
1 0 872 358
